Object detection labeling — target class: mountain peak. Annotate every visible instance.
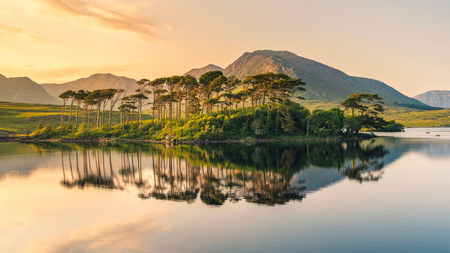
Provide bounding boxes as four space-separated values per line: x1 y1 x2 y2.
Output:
184 64 224 79
223 50 424 106
414 90 450 108
41 74 138 99
0 75 60 104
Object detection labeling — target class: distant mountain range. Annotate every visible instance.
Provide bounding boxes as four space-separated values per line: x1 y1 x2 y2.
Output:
0 74 60 104
414 90 450 108
183 64 223 79
0 50 435 107
41 73 138 99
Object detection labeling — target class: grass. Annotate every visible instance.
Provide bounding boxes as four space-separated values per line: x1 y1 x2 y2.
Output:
384 106 450 127
0 102 150 134
0 102 62 134
294 101 450 127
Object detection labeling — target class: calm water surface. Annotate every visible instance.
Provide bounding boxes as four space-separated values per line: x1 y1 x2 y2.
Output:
1 137 450 253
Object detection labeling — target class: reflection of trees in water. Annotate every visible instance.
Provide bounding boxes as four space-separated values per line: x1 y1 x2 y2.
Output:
342 140 389 183
55 140 389 207
61 149 123 190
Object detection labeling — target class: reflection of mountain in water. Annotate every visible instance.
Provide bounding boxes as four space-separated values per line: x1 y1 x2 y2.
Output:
375 138 450 164
0 142 64 179
292 167 344 195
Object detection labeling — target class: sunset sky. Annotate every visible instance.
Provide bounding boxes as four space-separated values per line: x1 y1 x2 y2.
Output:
0 0 449 96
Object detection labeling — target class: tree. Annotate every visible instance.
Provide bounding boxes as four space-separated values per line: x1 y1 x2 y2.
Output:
153 89 168 126
73 90 88 129
165 76 183 121
58 90 74 127
222 76 240 110
108 89 124 127
136 79 151 127
178 75 198 120
341 93 384 117
100 89 115 126
269 78 306 105
130 93 149 128
86 90 104 128
341 93 393 132
199 71 226 114
242 73 290 106
149 78 167 124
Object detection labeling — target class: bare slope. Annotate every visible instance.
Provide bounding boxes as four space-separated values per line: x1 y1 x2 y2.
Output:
183 64 223 79
41 73 138 99
223 50 424 106
414 90 450 108
0 74 60 104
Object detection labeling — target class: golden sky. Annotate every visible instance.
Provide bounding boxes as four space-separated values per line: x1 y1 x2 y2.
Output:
0 0 449 96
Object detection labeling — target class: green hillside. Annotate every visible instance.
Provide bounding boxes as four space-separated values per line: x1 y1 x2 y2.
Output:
0 102 149 134
384 106 450 127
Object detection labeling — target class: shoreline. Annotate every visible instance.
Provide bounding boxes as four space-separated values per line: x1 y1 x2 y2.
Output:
8 135 375 145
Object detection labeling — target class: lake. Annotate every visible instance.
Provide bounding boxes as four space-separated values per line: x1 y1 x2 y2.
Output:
1 135 450 253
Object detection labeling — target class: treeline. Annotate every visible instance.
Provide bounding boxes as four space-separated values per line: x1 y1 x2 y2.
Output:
56 72 305 130
29 71 403 140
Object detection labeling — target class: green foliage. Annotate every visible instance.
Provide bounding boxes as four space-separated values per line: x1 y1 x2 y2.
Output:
378 120 404 132
29 124 57 139
341 94 404 133
306 109 343 137
343 116 363 136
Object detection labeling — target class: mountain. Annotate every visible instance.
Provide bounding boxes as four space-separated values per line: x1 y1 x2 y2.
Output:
223 50 425 106
0 74 60 104
41 73 138 100
183 64 223 79
414 90 450 108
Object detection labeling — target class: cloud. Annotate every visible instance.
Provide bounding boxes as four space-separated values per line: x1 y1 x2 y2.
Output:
0 23 45 42
36 0 171 41
0 63 135 83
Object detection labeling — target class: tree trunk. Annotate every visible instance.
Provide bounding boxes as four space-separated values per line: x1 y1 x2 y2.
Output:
68 102 73 126
75 104 80 129
88 108 92 127
152 106 155 124
138 101 142 128
102 103 106 126
169 102 172 122
61 103 66 127
185 96 189 120
109 106 113 128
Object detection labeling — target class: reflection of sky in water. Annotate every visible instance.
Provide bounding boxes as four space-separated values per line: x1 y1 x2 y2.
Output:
1 139 450 253
376 127 450 139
